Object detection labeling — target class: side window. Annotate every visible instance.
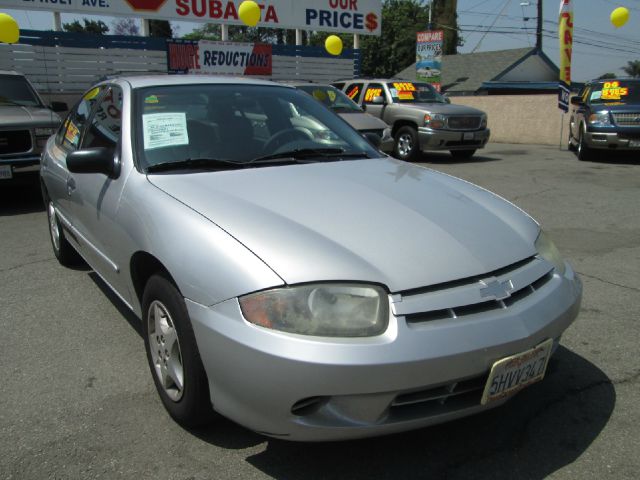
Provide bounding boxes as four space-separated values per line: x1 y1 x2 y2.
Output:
82 86 123 150
363 83 384 104
581 86 591 103
59 86 104 150
332 82 345 90
344 83 362 103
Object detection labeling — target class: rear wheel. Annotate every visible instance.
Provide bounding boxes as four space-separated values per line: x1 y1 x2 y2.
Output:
450 149 476 159
142 273 214 427
394 126 421 162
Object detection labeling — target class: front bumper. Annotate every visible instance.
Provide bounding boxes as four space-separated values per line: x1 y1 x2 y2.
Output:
583 130 640 150
188 263 581 441
418 127 490 152
0 155 42 180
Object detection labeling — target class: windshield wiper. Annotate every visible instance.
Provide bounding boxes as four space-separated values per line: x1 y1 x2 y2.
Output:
0 99 26 107
250 148 371 164
146 157 242 173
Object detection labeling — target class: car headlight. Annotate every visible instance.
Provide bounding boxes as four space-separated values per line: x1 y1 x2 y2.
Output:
35 127 56 137
480 114 488 128
535 230 566 275
382 127 392 140
239 283 389 337
424 113 446 129
588 111 611 126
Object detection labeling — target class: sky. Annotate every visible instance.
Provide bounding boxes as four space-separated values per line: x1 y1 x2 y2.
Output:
2 0 640 82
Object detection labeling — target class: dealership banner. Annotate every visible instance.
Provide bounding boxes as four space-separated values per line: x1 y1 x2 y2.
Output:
558 0 573 112
416 30 443 92
167 39 272 75
0 0 382 35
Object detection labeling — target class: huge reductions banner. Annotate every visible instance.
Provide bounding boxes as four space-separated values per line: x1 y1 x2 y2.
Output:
1 0 382 35
558 0 573 112
416 30 443 92
167 40 272 75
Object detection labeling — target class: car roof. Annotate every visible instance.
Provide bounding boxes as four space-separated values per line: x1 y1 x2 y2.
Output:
0 70 25 76
105 74 294 90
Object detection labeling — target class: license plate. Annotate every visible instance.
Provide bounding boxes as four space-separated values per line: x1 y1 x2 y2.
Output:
481 338 553 405
463 132 474 140
0 165 12 180
629 140 640 147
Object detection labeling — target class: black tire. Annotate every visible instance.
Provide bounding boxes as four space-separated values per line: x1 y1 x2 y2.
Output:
43 190 83 267
394 125 421 162
142 273 214 428
577 127 593 161
450 149 476 159
568 126 577 152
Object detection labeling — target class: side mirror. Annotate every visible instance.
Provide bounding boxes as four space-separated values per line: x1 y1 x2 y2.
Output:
371 95 386 105
570 96 583 106
67 147 118 177
363 132 382 149
50 101 68 112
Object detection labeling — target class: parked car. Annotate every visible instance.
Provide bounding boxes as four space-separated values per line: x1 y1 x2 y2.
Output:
0 70 67 181
283 82 394 154
41 75 581 441
332 79 490 161
569 78 640 160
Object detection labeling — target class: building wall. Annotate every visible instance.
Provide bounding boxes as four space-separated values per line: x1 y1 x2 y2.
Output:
452 94 571 147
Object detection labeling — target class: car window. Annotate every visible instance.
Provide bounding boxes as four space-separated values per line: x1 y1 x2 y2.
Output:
297 85 362 113
363 83 385 104
332 82 345 90
386 81 446 104
82 86 123 150
134 84 380 169
0 74 43 107
344 83 363 103
58 86 104 151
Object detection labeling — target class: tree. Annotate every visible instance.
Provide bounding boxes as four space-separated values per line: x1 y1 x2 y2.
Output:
112 18 139 36
149 20 173 38
63 18 109 35
431 0 460 55
622 60 640 78
184 24 276 43
598 72 617 80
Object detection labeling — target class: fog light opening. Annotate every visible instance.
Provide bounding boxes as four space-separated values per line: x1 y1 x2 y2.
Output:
291 396 330 416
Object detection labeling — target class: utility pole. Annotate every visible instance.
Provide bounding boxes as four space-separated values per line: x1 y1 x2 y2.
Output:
536 0 543 50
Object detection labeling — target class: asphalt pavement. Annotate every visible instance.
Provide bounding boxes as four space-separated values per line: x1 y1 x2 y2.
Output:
1 143 638 479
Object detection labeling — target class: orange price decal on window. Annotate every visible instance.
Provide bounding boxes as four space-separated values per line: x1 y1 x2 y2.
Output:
601 81 629 100
393 82 416 92
346 86 360 100
397 91 414 100
364 88 382 102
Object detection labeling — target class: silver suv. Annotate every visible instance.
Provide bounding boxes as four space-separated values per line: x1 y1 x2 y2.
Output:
0 71 66 181
333 79 490 161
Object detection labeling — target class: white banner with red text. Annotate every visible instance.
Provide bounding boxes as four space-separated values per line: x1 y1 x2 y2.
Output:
167 40 272 75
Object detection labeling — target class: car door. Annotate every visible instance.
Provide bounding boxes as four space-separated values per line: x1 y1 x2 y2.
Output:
571 84 591 139
362 82 387 119
65 85 132 303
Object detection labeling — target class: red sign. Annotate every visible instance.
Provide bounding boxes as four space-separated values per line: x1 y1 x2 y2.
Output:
124 0 168 12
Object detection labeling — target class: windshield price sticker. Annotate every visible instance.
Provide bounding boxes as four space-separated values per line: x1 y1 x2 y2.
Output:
142 112 189 151
601 81 629 100
393 82 416 92
364 88 382 102
398 91 414 100
481 338 554 405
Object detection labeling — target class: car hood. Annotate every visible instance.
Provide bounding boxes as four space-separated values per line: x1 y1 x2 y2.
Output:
148 158 538 292
338 112 388 131
400 102 486 116
0 105 60 128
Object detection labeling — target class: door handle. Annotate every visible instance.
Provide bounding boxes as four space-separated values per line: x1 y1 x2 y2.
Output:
66 177 76 194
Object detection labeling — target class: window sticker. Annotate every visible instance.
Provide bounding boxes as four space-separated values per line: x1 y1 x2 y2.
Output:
393 82 416 92
364 88 382 102
65 121 80 146
145 95 160 104
327 90 336 102
398 91 415 100
600 81 629 100
590 91 602 101
142 112 189 150
346 86 360 100
312 90 328 102
84 87 101 100
389 88 398 97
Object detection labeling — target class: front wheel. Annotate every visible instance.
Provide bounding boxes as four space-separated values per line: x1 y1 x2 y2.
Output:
45 198 82 267
450 149 476 159
577 128 593 161
394 126 421 162
142 274 214 427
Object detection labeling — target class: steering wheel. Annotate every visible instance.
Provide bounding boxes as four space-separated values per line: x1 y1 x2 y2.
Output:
263 128 313 153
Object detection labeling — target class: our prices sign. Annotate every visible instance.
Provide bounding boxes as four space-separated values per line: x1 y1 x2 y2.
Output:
3 0 382 35
416 30 443 91
167 40 272 76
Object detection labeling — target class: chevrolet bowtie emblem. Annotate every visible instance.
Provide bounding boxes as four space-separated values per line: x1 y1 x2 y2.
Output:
479 278 514 301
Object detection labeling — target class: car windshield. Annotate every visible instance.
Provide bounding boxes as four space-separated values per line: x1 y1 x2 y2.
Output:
296 85 363 113
588 80 640 105
135 84 379 171
0 74 43 107
386 81 446 104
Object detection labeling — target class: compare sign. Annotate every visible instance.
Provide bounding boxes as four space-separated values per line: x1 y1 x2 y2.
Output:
3 0 382 35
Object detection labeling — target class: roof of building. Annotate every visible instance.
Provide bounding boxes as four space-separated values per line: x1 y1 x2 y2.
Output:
396 47 559 94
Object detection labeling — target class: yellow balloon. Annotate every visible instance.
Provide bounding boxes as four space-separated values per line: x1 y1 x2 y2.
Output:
238 1 261 27
0 13 20 44
610 7 630 28
325 35 343 56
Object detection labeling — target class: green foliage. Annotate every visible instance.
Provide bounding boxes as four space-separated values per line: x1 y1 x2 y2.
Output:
63 18 109 35
622 60 640 78
598 72 617 80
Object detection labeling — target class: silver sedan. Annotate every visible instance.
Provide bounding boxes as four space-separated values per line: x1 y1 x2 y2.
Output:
40 75 582 441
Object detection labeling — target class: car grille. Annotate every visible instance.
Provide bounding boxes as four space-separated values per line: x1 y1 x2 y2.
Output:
392 256 555 325
612 112 640 126
447 116 482 130
0 130 32 155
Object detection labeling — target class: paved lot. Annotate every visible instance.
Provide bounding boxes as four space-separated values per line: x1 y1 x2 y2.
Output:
1 143 638 480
